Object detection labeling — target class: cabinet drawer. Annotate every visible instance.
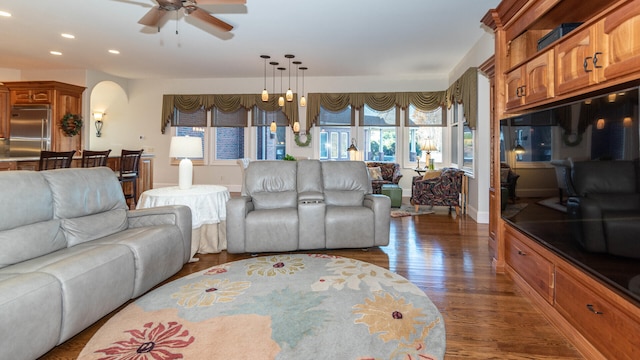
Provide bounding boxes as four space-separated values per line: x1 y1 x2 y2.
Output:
505 232 554 304
555 268 640 360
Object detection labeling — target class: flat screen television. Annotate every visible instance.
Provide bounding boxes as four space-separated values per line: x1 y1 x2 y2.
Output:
500 86 640 305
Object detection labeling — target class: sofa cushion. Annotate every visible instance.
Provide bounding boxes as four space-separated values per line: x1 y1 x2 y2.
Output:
0 220 66 268
41 167 128 219
61 209 129 247
0 273 62 360
245 160 298 210
0 171 53 230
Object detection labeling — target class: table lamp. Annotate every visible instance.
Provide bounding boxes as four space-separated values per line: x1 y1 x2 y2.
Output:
169 136 203 190
421 139 438 169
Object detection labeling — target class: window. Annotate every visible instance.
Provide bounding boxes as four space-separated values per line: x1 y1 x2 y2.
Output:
318 106 352 160
406 104 444 167
500 114 552 163
212 107 246 160
173 106 246 164
361 105 397 162
253 107 288 160
173 107 206 163
450 103 474 174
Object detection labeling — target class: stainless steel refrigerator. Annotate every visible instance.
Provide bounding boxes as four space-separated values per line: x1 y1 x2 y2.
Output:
9 105 51 157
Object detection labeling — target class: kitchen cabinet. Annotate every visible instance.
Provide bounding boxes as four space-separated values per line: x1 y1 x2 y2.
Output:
505 50 555 110
4 81 86 153
555 25 600 95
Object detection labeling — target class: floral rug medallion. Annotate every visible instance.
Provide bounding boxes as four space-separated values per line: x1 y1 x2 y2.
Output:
79 254 446 359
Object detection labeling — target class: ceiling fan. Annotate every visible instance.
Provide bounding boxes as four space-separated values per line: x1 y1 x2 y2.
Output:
138 0 245 32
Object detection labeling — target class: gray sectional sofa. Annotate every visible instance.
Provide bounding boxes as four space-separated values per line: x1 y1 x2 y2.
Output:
227 160 391 253
0 167 192 360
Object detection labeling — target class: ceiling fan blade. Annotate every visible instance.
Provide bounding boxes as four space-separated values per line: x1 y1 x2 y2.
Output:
189 7 234 32
138 6 167 26
197 0 246 4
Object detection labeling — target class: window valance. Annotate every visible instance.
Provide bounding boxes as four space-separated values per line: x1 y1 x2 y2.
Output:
161 94 298 133
306 67 478 130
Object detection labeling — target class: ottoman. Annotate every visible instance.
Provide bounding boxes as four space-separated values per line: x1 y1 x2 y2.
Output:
381 184 402 208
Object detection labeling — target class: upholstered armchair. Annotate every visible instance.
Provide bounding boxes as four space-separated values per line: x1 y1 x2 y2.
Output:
365 162 403 194
410 168 465 212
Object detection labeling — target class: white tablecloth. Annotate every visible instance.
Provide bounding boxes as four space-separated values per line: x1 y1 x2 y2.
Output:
136 185 230 260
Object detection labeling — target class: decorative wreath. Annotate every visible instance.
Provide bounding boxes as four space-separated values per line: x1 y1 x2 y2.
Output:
294 132 312 147
562 131 582 147
61 113 83 137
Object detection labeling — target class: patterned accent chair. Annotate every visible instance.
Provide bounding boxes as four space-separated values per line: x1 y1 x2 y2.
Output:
410 168 465 213
365 162 403 194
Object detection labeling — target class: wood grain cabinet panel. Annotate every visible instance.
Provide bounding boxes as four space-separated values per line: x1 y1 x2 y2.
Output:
555 267 640 360
505 50 554 110
555 25 599 95
11 89 52 104
505 229 554 304
601 1 640 82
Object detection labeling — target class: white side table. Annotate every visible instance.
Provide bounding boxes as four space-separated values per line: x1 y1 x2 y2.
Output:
137 185 230 261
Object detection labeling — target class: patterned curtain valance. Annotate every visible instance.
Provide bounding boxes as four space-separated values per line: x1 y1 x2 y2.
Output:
161 94 298 133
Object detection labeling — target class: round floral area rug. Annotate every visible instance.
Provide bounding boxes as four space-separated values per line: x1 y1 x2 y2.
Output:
79 254 446 360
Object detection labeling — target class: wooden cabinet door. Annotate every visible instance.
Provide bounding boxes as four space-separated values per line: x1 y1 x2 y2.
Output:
555 25 599 95
505 67 524 110
600 1 640 82
524 50 555 105
11 89 52 104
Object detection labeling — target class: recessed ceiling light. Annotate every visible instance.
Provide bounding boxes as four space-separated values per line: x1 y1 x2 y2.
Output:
50 51 62 56
108 49 120 55
0 11 11 17
61 33 75 39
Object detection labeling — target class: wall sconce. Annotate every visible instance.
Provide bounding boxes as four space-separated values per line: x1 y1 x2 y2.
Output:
347 138 358 160
623 117 633 127
93 112 104 137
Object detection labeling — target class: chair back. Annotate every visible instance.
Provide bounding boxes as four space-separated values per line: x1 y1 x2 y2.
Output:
39 150 76 170
81 149 111 168
119 149 143 178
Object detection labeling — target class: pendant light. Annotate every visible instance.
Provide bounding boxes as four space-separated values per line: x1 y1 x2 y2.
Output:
285 54 294 102
270 61 279 133
299 66 307 107
292 60 302 133
278 67 285 107
260 55 270 102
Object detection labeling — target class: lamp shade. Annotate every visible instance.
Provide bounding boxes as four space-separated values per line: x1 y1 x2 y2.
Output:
170 136 203 159
421 139 437 152
513 144 526 155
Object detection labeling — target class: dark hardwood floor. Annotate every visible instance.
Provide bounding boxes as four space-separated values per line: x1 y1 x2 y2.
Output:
40 203 584 359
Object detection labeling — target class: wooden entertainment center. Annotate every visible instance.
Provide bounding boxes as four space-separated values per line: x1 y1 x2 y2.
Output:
483 0 640 358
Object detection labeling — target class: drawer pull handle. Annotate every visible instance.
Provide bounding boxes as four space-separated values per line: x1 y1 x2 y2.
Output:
593 52 603 69
586 304 603 315
583 57 593 72
517 250 526 256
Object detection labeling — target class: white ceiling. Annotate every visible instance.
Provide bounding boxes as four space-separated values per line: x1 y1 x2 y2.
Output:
0 0 499 80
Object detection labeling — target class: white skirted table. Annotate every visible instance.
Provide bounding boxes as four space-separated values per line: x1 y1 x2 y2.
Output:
136 185 230 261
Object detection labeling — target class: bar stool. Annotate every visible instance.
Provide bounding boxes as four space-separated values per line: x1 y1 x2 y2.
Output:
81 149 111 168
39 150 76 170
117 149 143 207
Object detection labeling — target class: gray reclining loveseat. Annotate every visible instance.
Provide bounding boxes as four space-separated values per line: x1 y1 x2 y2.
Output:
226 160 391 253
0 167 192 360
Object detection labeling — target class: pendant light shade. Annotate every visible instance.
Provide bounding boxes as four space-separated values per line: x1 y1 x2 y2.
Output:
270 120 277 133
299 66 307 107
260 55 270 102
278 67 285 107
293 121 300 133
285 54 294 102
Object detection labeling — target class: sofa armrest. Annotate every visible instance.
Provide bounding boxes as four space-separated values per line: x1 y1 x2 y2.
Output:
226 196 254 253
364 194 391 246
392 165 403 183
127 205 192 264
